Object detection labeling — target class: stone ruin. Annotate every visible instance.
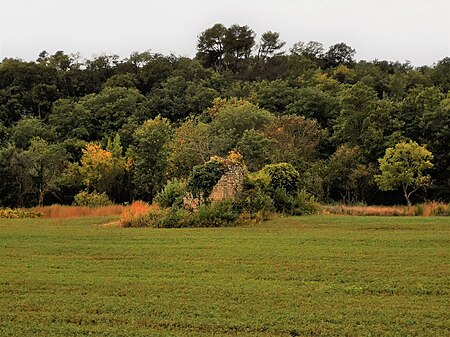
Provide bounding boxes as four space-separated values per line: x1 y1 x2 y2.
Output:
183 158 245 211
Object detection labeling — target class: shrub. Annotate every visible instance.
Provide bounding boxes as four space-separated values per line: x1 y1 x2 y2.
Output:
238 173 274 217
187 158 227 199
0 208 42 219
155 208 190 228
73 190 113 207
263 163 301 194
191 201 239 227
154 178 186 208
272 188 319 215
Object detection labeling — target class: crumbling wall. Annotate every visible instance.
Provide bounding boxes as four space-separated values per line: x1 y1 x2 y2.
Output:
183 162 244 210
208 163 244 202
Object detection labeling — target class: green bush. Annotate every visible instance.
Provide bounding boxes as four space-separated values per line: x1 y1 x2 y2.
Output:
73 190 113 207
187 158 227 199
154 178 186 208
238 173 274 217
191 201 239 227
263 163 301 194
272 188 319 215
155 208 190 228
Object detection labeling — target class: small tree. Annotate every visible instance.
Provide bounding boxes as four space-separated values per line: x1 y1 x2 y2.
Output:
375 141 433 206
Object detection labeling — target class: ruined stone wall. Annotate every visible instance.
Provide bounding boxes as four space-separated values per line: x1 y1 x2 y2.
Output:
183 162 244 210
208 163 244 202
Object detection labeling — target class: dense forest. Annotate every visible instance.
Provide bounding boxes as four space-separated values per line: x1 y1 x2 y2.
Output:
0 23 449 207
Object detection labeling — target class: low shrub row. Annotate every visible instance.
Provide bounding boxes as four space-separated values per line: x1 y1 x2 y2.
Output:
0 208 42 218
122 201 240 228
121 161 321 228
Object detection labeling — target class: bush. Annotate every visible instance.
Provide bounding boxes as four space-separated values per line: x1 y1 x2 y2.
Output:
191 201 239 227
263 163 301 194
187 158 227 199
238 173 274 217
73 191 113 207
154 178 186 208
122 201 239 228
272 188 319 215
155 208 190 228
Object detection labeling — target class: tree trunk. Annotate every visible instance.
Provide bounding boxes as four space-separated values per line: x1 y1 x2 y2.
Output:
402 185 411 206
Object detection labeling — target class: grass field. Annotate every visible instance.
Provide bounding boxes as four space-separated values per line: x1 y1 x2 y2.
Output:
0 216 448 336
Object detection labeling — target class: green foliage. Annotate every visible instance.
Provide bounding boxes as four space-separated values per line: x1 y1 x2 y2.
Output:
236 129 277 171
271 188 319 215
375 141 434 205
166 119 212 178
73 190 113 207
187 158 226 199
11 118 56 149
129 116 173 200
209 99 275 154
190 200 239 227
263 163 301 194
1 26 450 207
263 115 328 165
154 178 186 209
238 173 274 216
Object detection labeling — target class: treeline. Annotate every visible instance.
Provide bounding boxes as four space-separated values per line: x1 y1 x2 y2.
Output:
0 23 449 207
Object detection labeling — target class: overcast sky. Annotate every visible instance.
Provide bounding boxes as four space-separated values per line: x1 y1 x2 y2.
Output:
1 0 449 66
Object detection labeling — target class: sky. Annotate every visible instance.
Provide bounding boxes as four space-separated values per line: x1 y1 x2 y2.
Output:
0 0 449 66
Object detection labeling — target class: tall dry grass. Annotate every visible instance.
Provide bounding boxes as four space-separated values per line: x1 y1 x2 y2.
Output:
119 201 160 227
32 204 125 218
323 202 450 216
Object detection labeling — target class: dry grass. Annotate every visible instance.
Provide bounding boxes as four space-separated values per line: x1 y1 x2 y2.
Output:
32 204 125 219
119 200 158 226
323 202 450 217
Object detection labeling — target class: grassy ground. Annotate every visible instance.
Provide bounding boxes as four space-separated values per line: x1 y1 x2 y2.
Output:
0 216 448 336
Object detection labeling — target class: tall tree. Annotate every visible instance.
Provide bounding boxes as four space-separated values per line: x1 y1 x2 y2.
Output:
196 23 228 72
324 43 356 68
257 31 286 60
129 117 173 200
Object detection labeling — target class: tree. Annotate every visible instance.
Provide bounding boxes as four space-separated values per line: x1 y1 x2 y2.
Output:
290 41 324 60
375 141 433 206
166 119 212 178
327 145 375 203
196 23 227 72
224 24 255 72
209 98 275 155
333 82 379 146
129 117 173 200
11 117 56 149
236 129 277 171
285 86 340 128
263 115 328 167
25 137 69 206
324 43 356 68
257 31 285 60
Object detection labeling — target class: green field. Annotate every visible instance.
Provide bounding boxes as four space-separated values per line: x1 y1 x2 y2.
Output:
0 216 448 336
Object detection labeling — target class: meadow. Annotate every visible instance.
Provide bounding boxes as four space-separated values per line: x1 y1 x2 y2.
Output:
0 215 448 336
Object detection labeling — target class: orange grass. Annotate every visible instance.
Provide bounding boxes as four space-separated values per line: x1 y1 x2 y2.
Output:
119 200 158 224
323 202 450 216
32 204 125 219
